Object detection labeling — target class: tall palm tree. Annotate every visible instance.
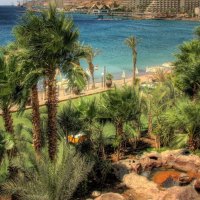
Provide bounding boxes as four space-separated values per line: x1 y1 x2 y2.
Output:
125 36 137 85
20 60 43 156
5 42 44 156
84 46 100 89
14 6 82 160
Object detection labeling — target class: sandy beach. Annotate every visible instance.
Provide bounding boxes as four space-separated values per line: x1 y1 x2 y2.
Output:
6 72 155 113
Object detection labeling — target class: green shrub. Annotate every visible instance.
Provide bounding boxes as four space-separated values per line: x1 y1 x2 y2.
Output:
1 141 93 200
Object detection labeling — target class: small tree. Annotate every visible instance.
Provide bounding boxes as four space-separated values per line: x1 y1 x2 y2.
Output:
101 86 142 160
58 101 82 142
125 36 137 85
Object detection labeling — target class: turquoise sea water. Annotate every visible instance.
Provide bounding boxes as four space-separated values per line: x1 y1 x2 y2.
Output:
0 6 200 77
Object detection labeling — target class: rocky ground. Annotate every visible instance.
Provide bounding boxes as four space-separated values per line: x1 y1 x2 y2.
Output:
88 149 200 200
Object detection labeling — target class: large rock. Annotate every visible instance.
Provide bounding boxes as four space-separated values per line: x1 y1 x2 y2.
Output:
112 150 200 200
123 173 200 200
194 179 200 192
123 172 159 191
178 173 191 186
123 173 163 199
163 186 200 200
91 191 101 198
94 192 125 200
113 161 131 180
161 150 200 174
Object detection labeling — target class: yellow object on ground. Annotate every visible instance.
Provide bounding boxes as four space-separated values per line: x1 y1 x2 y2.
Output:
68 133 87 144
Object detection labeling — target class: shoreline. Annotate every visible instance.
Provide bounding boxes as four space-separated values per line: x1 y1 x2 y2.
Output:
0 62 172 114
66 12 200 22
3 66 168 114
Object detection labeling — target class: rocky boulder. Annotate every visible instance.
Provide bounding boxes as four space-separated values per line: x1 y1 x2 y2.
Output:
123 173 200 200
178 173 191 186
194 179 200 192
95 192 125 200
163 186 200 200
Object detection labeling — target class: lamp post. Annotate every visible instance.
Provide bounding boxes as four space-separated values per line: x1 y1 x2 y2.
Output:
122 70 126 85
101 72 104 88
103 66 106 88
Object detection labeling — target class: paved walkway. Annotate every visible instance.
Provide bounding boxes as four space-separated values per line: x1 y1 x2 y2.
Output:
8 73 153 113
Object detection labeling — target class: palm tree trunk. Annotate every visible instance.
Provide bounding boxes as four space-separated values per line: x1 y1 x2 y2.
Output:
116 121 123 161
46 68 57 161
133 50 137 85
66 129 69 143
148 111 153 138
2 106 14 134
89 62 95 89
188 134 198 152
43 78 47 100
31 84 42 155
156 135 160 150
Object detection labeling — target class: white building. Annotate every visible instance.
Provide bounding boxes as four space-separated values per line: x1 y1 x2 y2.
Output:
121 0 200 14
90 4 111 15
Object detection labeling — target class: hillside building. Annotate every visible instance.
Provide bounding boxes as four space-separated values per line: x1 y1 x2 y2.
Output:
121 0 200 14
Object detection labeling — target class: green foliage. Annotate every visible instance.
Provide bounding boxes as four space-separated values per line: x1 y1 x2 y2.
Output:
0 48 19 108
0 156 9 184
153 97 200 149
65 63 88 92
174 39 200 97
58 101 82 135
194 26 200 39
106 73 113 80
124 36 137 50
1 141 93 200
101 86 142 126
0 131 14 162
0 51 11 97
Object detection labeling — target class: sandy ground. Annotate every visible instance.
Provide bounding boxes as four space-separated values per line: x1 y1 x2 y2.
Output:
5 73 153 113
38 73 153 104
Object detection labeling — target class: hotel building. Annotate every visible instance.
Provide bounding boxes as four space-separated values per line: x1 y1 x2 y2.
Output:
121 0 200 14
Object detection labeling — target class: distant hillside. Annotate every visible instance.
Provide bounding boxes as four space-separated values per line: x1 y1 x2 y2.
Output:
66 0 123 7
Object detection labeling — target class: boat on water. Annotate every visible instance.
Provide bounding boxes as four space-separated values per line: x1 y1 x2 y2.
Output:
97 15 121 20
17 2 25 8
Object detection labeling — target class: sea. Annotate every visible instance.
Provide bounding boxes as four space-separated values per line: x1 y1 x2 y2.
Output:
0 6 200 77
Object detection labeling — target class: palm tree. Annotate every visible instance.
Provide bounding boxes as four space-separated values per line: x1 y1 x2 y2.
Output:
14 6 80 160
5 42 44 156
0 49 17 134
143 82 176 148
58 101 82 142
84 46 100 89
0 130 14 163
101 86 142 160
125 36 137 85
76 98 99 139
161 98 200 151
20 60 43 156
174 39 200 97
